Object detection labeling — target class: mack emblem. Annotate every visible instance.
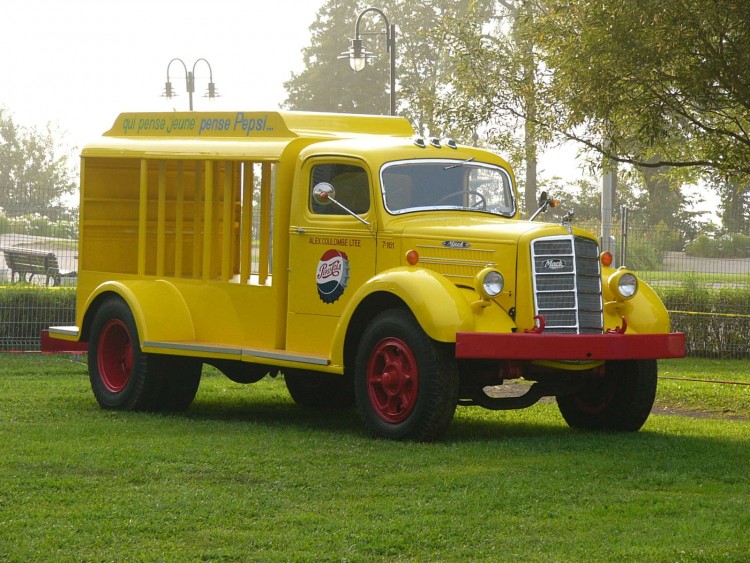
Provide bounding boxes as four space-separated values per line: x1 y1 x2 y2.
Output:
442 240 470 249
543 258 566 270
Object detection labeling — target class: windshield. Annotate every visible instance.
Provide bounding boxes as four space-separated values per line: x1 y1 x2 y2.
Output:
381 159 515 217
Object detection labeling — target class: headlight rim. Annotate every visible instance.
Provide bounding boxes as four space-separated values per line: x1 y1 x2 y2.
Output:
475 267 504 299
608 268 639 300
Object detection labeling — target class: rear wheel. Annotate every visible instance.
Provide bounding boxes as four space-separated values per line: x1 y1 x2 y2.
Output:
354 309 458 441
153 355 202 412
556 359 657 431
88 298 161 411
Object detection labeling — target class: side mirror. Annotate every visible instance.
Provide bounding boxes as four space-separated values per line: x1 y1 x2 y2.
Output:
530 191 559 221
311 181 372 230
312 182 335 205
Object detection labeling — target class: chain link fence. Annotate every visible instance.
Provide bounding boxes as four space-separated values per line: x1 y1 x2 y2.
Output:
2 198 749 357
0 204 78 351
628 230 750 360
584 218 750 359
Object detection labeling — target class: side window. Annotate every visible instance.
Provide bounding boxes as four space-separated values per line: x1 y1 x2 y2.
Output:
310 163 370 215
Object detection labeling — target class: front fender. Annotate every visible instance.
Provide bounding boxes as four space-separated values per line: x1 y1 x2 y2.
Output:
328 267 474 367
83 279 195 344
601 267 672 334
620 279 672 333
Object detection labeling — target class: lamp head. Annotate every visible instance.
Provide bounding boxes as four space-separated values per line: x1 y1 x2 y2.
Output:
163 81 175 99
205 82 219 100
349 38 366 72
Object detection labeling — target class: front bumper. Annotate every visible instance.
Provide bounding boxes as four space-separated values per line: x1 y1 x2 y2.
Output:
455 332 685 361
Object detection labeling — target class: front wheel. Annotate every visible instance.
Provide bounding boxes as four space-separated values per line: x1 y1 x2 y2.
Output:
556 360 657 431
354 309 459 441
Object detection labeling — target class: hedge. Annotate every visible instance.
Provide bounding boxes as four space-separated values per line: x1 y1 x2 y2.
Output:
0 287 76 351
654 285 750 359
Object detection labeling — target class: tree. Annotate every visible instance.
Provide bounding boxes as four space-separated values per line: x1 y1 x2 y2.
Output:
534 0 750 178
712 174 750 235
284 0 494 136
284 0 389 115
444 0 748 227
0 108 77 216
440 1 558 217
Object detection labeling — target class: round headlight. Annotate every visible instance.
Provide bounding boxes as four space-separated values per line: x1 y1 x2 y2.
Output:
618 272 638 298
480 269 504 298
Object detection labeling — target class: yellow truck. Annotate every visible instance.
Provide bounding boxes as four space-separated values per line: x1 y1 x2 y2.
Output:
51 111 684 441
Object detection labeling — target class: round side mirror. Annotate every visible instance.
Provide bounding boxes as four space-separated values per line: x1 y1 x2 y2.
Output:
312 182 335 205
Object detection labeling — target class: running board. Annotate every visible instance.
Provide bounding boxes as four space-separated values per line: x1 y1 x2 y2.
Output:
141 340 330 366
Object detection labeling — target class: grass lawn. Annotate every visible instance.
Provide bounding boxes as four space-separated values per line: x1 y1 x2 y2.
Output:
0 354 748 561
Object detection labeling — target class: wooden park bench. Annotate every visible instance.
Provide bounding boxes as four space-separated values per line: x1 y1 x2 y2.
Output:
0 246 75 286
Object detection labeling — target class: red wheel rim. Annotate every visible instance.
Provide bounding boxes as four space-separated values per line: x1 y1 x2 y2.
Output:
366 337 419 423
97 319 133 393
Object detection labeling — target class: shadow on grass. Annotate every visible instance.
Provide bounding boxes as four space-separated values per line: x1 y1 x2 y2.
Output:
62 369 748 448
180 389 638 445
185 393 367 439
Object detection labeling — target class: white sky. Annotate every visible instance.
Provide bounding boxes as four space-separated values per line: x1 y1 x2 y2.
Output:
2 0 326 150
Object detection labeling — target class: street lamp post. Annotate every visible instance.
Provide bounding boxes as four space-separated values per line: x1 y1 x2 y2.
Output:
163 58 219 111
340 7 397 116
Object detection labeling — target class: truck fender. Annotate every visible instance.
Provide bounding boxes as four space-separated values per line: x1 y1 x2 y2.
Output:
82 279 195 344
618 280 672 334
601 267 671 334
329 267 475 367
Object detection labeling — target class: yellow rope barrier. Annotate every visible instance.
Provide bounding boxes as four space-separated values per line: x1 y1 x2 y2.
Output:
669 310 750 320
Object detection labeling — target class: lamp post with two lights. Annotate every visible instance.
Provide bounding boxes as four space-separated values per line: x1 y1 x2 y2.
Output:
162 58 219 111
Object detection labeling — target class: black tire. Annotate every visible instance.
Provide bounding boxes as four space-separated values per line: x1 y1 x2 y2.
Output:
556 359 657 431
153 355 202 412
284 370 355 408
87 297 162 411
354 309 459 441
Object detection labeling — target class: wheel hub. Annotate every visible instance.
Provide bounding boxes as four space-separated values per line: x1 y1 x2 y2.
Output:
366 337 419 423
97 319 133 393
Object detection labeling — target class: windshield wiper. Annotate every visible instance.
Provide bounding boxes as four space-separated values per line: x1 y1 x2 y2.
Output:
443 157 475 170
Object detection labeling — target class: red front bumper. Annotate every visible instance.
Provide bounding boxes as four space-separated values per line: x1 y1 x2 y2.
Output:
455 332 685 361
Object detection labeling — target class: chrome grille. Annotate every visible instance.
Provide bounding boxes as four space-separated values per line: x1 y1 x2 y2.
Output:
531 235 603 334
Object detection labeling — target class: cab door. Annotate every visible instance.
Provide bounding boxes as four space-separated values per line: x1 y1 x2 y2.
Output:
287 158 377 355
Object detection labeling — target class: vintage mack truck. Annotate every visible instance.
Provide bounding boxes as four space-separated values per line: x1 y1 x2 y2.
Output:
50 111 684 441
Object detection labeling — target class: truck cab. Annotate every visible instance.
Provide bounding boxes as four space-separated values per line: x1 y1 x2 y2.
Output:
51 111 684 441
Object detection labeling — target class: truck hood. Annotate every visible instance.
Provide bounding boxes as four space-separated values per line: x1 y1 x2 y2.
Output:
387 213 593 292
391 213 571 245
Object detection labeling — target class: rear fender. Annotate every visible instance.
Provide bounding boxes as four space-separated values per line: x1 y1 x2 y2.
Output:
82 280 195 344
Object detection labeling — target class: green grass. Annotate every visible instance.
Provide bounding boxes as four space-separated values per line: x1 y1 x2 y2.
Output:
1 355 748 561
657 358 750 418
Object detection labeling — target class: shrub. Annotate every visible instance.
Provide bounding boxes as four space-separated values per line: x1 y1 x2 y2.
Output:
0 209 78 239
625 222 681 269
685 232 750 258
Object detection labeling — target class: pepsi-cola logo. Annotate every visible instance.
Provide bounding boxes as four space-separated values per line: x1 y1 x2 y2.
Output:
316 249 350 304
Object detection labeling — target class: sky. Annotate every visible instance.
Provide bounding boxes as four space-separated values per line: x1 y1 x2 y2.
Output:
1 0 716 222
2 0 326 150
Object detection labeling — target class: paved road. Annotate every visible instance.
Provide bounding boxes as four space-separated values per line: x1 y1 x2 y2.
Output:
661 251 750 275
